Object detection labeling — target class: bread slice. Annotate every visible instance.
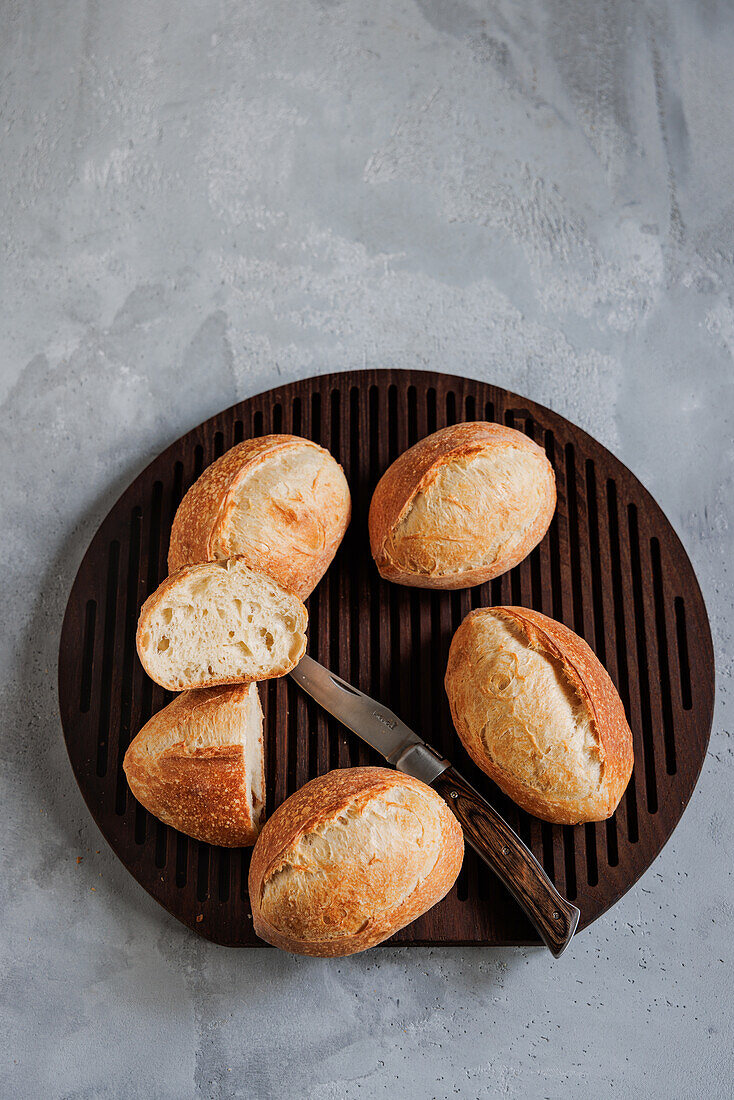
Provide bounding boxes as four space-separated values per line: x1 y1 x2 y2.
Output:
123 683 264 846
136 556 307 691
445 606 633 824
167 434 351 600
249 767 464 956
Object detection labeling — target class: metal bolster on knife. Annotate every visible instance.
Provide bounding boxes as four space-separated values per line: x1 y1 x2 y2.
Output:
390 742 450 784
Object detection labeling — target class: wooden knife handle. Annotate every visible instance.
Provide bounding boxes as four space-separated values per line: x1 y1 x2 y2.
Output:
432 766 580 958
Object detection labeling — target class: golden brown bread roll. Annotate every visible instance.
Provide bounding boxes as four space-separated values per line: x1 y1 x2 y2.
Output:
168 434 351 599
248 767 464 956
136 556 307 691
445 606 633 824
368 422 556 589
123 683 264 846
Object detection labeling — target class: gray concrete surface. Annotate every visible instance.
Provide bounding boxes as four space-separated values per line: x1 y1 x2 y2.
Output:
2 1 733 1096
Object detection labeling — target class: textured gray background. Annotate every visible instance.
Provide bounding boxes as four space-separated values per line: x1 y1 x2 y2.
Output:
2 1 732 1097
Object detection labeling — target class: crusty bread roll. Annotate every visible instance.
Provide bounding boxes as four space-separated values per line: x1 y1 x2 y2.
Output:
136 556 307 691
249 767 463 956
123 683 264 846
368 422 556 589
445 606 633 824
168 434 351 599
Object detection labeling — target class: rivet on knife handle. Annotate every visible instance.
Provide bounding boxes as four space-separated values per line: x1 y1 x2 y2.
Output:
431 766 580 958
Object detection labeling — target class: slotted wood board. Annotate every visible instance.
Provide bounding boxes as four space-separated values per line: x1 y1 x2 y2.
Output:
58 369 715 947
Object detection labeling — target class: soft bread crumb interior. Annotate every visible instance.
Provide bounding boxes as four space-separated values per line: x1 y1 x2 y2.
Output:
466 612 602 800
261 786 443 941
244 688 264 827
139 560 305 689
388 446 549 576
213 444 350 591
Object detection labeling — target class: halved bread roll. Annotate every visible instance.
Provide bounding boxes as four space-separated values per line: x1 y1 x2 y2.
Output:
369 422 556 589
136 557 307 691
168 434 351 599
123 683 264 846
249 767 464 956
445 606 633 824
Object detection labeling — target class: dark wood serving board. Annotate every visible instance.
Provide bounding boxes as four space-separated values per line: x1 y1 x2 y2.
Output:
58 369 714 947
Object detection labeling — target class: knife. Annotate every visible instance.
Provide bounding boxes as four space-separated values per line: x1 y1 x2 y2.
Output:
290 654 580 958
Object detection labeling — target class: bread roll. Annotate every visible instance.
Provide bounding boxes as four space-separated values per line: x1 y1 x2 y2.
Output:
445 606 633 824
136 556 307 691
168 434 351 599
123 683 264 846
368 422 556 589
249 767 463 956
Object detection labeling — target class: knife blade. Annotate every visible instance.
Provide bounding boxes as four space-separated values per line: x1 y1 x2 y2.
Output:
289 654 580 958
289 655 449 781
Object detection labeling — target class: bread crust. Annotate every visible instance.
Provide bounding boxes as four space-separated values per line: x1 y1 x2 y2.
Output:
123 684 264 846
248 767 464 956
445 606 634 824
168 434 351 599
136 556 308 691
368 422 556 589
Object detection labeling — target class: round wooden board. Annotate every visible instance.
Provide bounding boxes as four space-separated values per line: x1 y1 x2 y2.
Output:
58 369 714 947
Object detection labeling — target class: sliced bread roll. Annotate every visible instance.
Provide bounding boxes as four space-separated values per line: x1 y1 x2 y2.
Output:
168 434 351 599
136 556 307 691
445 606 634 824
368 422 556 589
123 683 264 846
249 767 464 956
